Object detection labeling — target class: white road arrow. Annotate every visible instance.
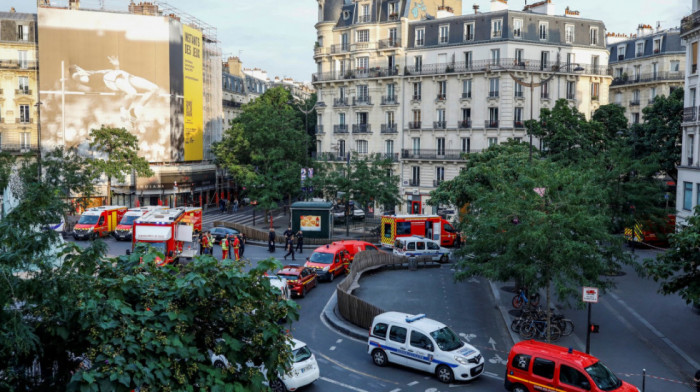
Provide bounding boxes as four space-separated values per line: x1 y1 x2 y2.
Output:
459 332 477 342
488 337 497 351
489 354 507 365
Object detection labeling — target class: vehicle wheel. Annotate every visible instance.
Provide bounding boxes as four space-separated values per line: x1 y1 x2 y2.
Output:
558 319 574 336
547 325 562 342
269 378 287 392
512 295 524 309
300 286 307 298
519 324 535 339
512 384 528 392
371 349 388 367
529 293 541 307
328 271 335 282
436 365 454 384
440 254 449 263
91 232 97 241
511 318 523 333
213 361 226 369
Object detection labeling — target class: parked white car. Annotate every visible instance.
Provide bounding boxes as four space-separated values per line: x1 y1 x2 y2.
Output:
393 235 450 263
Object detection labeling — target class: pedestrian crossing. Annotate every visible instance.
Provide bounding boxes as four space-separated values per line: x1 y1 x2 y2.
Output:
201 210 287 229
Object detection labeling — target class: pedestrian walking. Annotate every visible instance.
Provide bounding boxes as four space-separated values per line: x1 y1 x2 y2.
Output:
219 198 226 213
221 234 229 260
283 235 295 261
232 235 241 261
283 226 294 241
233 199 239 212
268 228 276 252
238 233 246 258
694 369 700 392
295 230 304 253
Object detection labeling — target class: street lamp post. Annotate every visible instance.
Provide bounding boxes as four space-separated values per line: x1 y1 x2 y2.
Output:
507 63 584 162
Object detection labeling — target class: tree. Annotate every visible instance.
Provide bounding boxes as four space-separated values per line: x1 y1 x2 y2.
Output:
89 126 154 205
213 87 307 220
643 206 700 305
630 88 683 183
291 93 317 160
430 143 630 336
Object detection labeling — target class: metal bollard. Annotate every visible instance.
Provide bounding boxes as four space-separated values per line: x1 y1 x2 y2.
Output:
642 368 646 392
409 257 417 271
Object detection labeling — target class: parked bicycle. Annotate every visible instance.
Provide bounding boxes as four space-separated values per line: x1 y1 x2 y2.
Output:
519 318 562 341
512 287 541 309
511 306 574 337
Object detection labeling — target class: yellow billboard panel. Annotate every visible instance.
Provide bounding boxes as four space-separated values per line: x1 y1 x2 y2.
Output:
183 25 203 161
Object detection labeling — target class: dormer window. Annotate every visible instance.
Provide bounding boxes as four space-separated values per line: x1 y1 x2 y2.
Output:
492 19 502 38
636 41 645 57
439 25 449 44
539 22 548 41
513 19 523 39
590 27 599 45
617 45 626 61
464 22 475 41
415 28 425 46
388 2 398 19
356 29 369 43
653 37 662 53
565 24 574 43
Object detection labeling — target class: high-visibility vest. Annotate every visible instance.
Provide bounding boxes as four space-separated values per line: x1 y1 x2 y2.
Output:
233 238 240 250
222 238 229 251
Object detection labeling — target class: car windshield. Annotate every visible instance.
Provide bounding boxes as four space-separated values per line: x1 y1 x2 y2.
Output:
293 345 312 363
120 215 139 225
585 362 622 391
137 241 166 254
430 327 464 352
277 272 298 280
309 252 334 264
78 215 99 225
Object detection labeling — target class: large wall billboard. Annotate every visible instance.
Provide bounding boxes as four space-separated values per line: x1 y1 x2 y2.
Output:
182 25 203 161
38 7 195 163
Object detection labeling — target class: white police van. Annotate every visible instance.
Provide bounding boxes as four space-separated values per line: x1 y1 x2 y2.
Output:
367 312 484 383
393 235 450 263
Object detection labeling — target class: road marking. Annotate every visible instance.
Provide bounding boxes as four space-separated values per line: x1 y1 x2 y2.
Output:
389 389 401 392
336 338 343 344
488 337 497 350
483 371 501 379
408 381 419 386
458 332 476 342
489 353 507 365
330 346 336 351
314 351 399 385
319 292 366 343
319 376 369 392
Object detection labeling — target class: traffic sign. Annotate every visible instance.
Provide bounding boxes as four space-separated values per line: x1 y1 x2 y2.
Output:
582 287 599 303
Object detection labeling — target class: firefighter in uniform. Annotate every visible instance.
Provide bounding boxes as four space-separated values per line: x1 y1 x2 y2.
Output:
221 234 229 260
232 235 241 261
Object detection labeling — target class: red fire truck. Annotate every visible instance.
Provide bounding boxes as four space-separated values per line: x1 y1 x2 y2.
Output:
380 215 459 248
73 205 127 240
131 208 199 265
181 207 202 233
113 206 165 241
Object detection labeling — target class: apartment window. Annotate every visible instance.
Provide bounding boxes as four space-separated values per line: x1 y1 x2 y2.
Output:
671 60 680 72
540 51 549 70
592 55 599 71
389 28 397 45
18 51 28 69
631 113 640 124
652 62 658 78
19 104 30 124
615 92 622 105
338 112 346 125
18 76 29 93
357 29 369 43
461 108 471 127
488 137 498 147
539 22 548 40
515 49 524 65
489 107 499 126
439 25 449 44
464 22 474 41
514 107 523 125
412 166 420 186
514 82 523 98
17 25 29 41
437 53 447 67
386 83 395 100
436 138 445 156
615 68 623 78
415 28 425 46
653 38 662 53
464 51 473 68
386 111 395 125
636 41 645 57
414 55 422 72
461 137 470 153
338 139 346 157
617 45 626 60
356 57 369 70
341 33 349 50
412 109 421 123
489 78 499 97
437 80 447 100
386 139 394 155
357 112 368 126
361 4 370 17
650 87 657 101
566 53 575 67
412 137 421 154
413 82 422 100
541 81 549 98
683 182 693 210
357 85 369 100
688 134 694 165
436 109 446 124
388 2 397 16
491 49 500 65
513 19 523 39
633 89 641 102
436 167 445 183
591 83 599 99
357 140 368 154
590 27 599 45
492 19 502 38
462 79 472 98
565 24 575 43
20 132 30 150
633 65 641 80
387 54 395 69
339 86 347 100
566 81 576 100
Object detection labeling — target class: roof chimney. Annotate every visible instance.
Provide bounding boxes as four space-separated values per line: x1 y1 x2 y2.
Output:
9 7 16 12
491 0 508 12
473 4 479 14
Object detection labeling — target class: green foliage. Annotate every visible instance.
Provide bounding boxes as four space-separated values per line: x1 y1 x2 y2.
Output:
431 142 630 307
312 153 401 211
643 206 700 305
631 88 683 183
213 87 307 212
89 126 154 205
0 151 15 196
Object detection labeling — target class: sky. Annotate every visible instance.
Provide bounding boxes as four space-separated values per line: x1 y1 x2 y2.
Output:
5 0 692 83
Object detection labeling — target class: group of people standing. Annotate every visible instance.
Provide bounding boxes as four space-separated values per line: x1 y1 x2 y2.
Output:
268 226 303 261
218 198 240 214
199 231 246 261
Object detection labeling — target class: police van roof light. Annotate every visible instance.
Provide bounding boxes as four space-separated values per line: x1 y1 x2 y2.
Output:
406 314 426 323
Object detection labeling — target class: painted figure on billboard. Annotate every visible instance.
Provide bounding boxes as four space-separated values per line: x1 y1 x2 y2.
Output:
70 56 160 122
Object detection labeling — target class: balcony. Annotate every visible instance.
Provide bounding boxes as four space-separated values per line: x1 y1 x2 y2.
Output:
409 180 420 187
330 44 350 54
402 58 609 77
485 120 499 128
629 100 641 106
0 59 38 70
459 120 472 129
514 91 524 98
433 179 444 187
333 124 349 134
401 148 480 160
683 107 697 122
436 94 446 101
312 152 348 162
514 121 525 129
0 143 39 154
566 94 576 100
356 14 373 24
312 65 399 82
352 96 373 106
379 152 400 162
315 125 324 134
433 121 446 129
16 118 33 124
461 92 471 99
381 123 398 133
333 98 349 107
408 121 421 130
411 94 421 101
381 95 399 105
15 88 31 96
610 71 684 86
387 13 399 21
541 92 550 99
378 38 401 49
489 91 499 98
352 124 372 134
681 10 700 35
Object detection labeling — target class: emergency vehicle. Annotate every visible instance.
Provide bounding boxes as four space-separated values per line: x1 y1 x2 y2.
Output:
72 205 127 240
624 214 675 247
113 206 164 241
305 240 380 281
380 215 459 249
181 207 203 233
131 208 198 265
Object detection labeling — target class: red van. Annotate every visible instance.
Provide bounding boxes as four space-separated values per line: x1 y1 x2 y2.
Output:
505 341 639 392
